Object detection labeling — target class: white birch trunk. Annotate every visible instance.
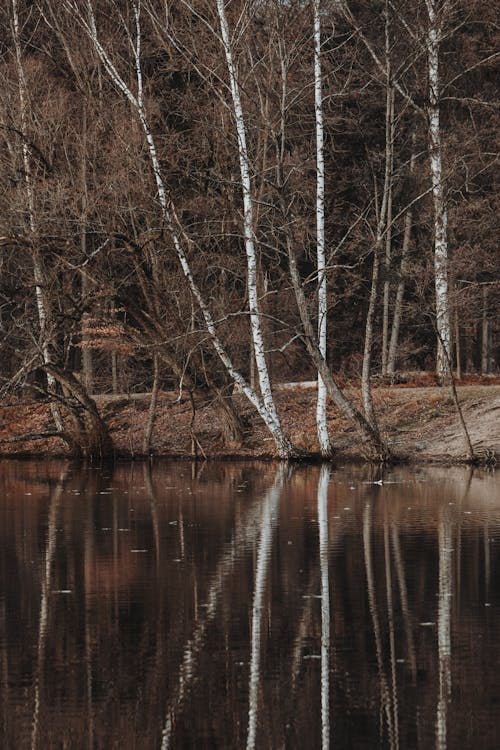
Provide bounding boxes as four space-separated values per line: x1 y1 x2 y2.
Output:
314 0 333 457
215 0 284 437
426 0 451 379
65 1 294 457
12 0 63 432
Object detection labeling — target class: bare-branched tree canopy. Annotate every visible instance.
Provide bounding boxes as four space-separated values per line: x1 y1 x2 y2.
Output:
0 0 498 457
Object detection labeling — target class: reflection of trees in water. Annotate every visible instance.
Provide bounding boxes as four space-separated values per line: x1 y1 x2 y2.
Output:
1 463 500 747
318 465 331 750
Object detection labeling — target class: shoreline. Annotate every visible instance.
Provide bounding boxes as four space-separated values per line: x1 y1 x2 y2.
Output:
1 381 499 466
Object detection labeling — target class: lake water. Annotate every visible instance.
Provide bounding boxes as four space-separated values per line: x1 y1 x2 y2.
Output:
1 459 500 749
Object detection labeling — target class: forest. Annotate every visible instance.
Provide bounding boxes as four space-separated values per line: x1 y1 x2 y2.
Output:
0 0 498 460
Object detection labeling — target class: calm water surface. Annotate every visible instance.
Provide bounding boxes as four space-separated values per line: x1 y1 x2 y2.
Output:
1 459 500 749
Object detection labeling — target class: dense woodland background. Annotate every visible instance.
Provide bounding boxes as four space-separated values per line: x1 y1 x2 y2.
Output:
0 0 498 456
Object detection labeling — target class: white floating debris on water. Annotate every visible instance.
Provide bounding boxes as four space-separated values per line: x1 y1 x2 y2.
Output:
101 527 111 531
343 507 351 511
118 528 129 532
303 654 321 660
419 622 435 626
52 590 72 594
130 549 148 553
485 603 492 607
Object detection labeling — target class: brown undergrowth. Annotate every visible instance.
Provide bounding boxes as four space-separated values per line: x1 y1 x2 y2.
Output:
1 381 499 464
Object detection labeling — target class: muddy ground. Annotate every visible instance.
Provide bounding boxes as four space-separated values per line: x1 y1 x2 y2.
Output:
1 380 499 464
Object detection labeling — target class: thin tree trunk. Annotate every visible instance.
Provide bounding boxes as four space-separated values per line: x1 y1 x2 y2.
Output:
454 306 461 380
382 87 395 376
387 133 418 378
216 0 284 437
426 0 452 380
314 0 333 457
362 250 381 428
362 2 393 428
143 353 159 454
274 49 389 460
11 0 63 432
80 100 93 393
481 285 489 374
286 225 389 460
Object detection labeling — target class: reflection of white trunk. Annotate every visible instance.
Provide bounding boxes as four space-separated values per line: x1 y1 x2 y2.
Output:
426 0 451 378
391 522 417 681
384 508 399 749
216 0 286 450
66 1 293 456
313 1 332 457
436 511 452 750
247 470 284 750
161 469 284 750
363 502 394 746
31 471 66 750
317 465 331 750
84 490 95 750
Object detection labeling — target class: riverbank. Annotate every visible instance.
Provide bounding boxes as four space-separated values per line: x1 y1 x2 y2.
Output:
1 381 499 464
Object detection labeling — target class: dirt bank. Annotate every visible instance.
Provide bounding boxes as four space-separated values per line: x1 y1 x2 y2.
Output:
1 380 499 464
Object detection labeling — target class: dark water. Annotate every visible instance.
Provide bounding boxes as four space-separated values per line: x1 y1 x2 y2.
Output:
1 460 500 749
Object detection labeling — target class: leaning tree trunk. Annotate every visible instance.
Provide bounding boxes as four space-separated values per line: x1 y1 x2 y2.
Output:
216 0 286 444
285 218 390 461
387 131 417 378
42 364 113 458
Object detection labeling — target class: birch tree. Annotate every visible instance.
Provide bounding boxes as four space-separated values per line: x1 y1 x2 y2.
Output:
63 0 296 458
313 0 333 457
215 0 285 444
10 0 63 432
426 0 452 379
